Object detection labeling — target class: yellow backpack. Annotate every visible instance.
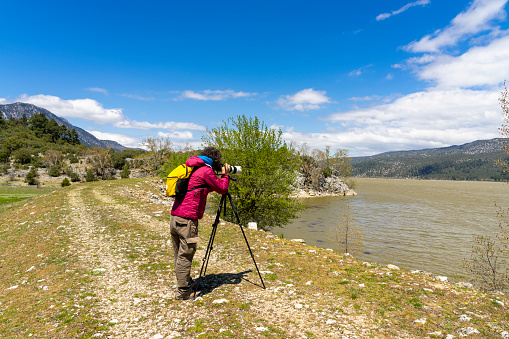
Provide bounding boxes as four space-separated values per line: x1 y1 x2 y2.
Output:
165 164 195 197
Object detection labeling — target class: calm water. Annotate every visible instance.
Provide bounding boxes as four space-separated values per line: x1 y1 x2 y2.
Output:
271 178 508 280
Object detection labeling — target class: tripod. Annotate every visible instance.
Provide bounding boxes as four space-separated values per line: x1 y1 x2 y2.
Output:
194 191 266 297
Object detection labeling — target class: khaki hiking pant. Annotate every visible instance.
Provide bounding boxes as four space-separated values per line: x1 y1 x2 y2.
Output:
170 215 199 290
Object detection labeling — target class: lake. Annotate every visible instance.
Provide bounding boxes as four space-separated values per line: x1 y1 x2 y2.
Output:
271 178 508 281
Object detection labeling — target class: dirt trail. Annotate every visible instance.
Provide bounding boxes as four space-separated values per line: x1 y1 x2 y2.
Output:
62 184 375 338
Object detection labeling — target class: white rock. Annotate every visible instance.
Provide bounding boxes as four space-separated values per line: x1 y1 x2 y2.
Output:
260 271 274 274
6 285 18 290
445 335 455 339
414 318 427 324
501 331 509 338
326 319 337 325
459 314 471 322
459 327 479 336
152 335 163 339
26 266 36 272
387 264 400 270
437 276 448 282
308 250 316 253
358 283 365 288
212 298 229 304
305 281 312 285
493 299 505 307
255 327 268 332
291 239 305 243
429 331 442 336
294 303 303 309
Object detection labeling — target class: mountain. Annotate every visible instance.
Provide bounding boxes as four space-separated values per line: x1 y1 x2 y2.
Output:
0 102 128 151
351 138 508 181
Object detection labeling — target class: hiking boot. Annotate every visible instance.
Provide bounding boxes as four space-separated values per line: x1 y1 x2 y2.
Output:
175 287 194 300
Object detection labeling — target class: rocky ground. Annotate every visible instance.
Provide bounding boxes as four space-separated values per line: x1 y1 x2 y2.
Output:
0 178 507 338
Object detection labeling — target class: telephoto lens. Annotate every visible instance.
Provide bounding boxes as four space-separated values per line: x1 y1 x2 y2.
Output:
223 164 242 174
228 165 241 174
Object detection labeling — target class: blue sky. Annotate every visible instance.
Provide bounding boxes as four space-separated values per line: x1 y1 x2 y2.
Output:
1 0 509 156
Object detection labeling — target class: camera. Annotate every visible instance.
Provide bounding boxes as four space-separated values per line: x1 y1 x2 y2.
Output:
222 164 242 174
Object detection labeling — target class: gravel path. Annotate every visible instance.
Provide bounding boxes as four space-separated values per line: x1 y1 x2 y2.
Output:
62 183 378 338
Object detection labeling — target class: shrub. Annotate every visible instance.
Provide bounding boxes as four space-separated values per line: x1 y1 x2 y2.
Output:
69 172 80 182
61 178 71 187
48 165 61 177
85 169 97 182
25 167 39 186
120 164 131 179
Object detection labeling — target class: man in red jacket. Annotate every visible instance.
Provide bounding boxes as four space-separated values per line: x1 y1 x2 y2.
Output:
170 147 230 300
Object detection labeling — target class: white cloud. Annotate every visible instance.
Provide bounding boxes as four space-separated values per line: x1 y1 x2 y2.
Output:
86 130 141 148
86 87 109 95
114 119 205 131
276 88 331 111
119 93 155 101
417 34 509 88
0 98 6 104
17 94 124 124
348 64 373 77
405 0 508 53
276 89 503 155
178 89 257 101
156 131 194 140
376 0 430 21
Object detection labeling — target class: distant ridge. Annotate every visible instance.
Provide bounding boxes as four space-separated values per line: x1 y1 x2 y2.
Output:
0 102 128 151
351 138 508 181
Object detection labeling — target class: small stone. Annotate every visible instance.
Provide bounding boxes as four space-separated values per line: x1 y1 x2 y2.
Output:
295 303 303 309
459 314 471 322
358 283 365 288
387 264 400 270
437 276 448 282
6 285 18 290
26 266 36 272
414 318 427 324
291 239 305 243
212 298 229 304
500 331 509 338
305 281 312 285
326 319 336 325
152 335 163 339
255 326 268 332
459 327 479 336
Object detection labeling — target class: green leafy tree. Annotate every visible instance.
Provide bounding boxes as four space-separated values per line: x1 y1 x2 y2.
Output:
12 148 32 164
202 115 304 230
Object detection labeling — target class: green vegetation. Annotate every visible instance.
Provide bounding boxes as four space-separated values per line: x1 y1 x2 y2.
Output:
0 185 54 205
203 115 305 230
352 152 509 181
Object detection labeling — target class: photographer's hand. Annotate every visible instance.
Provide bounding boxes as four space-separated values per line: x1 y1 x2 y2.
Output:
221 163 230 175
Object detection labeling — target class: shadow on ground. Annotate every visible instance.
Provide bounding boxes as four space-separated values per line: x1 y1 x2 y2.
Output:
195 270 264 297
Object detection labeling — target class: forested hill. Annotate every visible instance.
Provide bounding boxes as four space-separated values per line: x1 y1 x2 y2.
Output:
0 103 127 151
351 138 509 181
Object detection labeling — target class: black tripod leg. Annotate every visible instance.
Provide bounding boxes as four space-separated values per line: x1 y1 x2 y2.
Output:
227 193 266 289
194 194 226 296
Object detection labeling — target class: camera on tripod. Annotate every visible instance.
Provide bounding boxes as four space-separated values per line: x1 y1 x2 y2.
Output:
222 164 242 174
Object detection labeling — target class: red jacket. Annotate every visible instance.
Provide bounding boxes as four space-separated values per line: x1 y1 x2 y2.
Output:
171 156 229 220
